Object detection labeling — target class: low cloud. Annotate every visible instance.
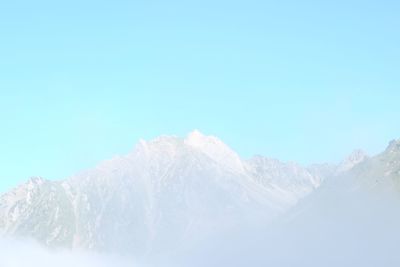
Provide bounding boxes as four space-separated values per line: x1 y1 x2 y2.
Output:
170 188 400 267
0 238 136 267
1 188 400 267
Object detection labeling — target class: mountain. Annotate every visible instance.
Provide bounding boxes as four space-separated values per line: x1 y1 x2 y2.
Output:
0 131 327 256
336 149 369 173
312 139 400 195
285 139 400 228
347 139 400 192
210 140 400 267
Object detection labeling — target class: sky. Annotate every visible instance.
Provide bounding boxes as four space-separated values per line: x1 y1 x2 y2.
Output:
0 0 399 192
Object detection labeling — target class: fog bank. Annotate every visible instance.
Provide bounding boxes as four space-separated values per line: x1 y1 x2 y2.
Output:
0 238 136 267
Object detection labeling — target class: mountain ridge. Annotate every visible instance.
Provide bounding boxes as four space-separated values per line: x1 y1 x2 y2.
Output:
2 130 394 257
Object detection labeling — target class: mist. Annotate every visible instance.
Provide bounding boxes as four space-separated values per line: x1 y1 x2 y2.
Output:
0 238 136 267
166 185 400 267
1 181 399 267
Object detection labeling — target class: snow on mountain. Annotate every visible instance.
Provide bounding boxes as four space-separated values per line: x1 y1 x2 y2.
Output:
245 156 323 205
0 131 376 256
184 130 245 173
0 177 75 248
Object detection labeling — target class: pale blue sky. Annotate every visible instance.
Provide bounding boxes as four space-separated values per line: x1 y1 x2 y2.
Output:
1 0 399 192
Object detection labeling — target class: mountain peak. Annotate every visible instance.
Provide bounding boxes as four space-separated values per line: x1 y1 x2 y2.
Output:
130 135 184 160
386 139 400 153
185 130 224 148
347 149 368 161
28 176 46 185
184 130 244 172
337 149 368 172
185 130 221 148
187 129 205 139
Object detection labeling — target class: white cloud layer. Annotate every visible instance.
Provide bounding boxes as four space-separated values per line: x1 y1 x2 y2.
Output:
1 187 399 267
0 238 136 267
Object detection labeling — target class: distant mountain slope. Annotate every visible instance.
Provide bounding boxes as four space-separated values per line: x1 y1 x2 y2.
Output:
237 140 400 267
348 139 400 192
285 139 400 226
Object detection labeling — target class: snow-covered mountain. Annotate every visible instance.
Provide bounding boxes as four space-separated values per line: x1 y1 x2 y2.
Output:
0 131 377 256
